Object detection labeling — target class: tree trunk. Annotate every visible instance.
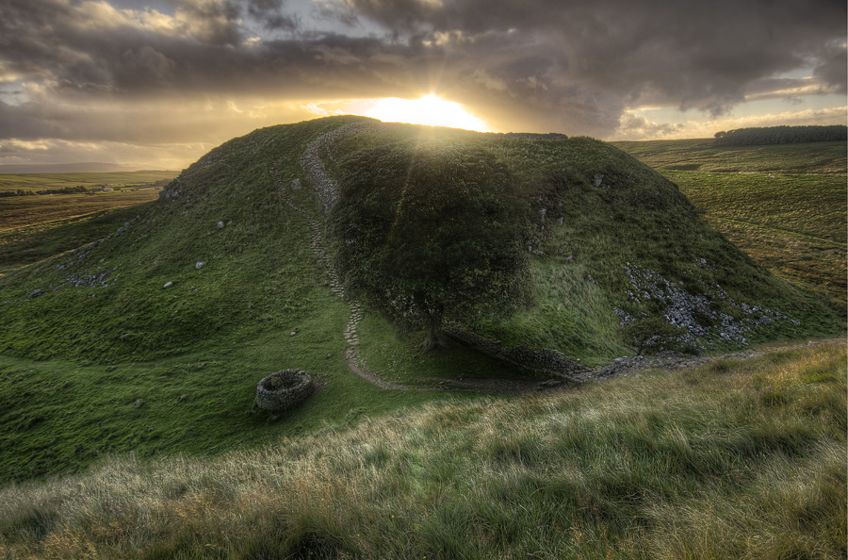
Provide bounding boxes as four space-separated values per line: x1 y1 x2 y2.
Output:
421 310 447 351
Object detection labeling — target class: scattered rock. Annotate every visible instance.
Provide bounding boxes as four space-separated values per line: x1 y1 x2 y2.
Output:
66 270 110 288
133 399 145 408
613 307 634 326
623 262 793 349
289 330 297 337
163 281 174 289
593 174 604 187
29 289 45 299
195 261 205 269
216 220 225 229
291 178 302 190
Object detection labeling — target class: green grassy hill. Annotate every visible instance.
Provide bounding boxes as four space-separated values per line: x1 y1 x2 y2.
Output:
0 117 841 483
1 118 837 364
330 123 839 361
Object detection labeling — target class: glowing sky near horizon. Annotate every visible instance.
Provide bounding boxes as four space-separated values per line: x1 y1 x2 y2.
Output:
359 95 491 132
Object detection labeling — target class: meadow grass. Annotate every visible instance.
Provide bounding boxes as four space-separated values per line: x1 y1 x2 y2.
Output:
613 139 846 174
667 171 845 244
0 340 843 559
0 203 153 276
0 190 161 236
0 171 175 194
670 171 846 307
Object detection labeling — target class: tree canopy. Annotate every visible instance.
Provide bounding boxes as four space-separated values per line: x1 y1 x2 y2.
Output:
332 142 529 349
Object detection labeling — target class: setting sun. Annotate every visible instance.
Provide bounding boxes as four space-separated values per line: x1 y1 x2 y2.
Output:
362 94 491 132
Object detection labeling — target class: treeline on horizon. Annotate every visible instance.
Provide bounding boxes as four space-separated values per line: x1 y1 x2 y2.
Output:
713 125 847 146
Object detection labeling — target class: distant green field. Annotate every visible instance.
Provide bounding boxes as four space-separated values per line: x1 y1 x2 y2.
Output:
614 139 846 174
0 189 162 234
667 171 845 244
0 171 175 275
617 139 847 307
0 170 175 193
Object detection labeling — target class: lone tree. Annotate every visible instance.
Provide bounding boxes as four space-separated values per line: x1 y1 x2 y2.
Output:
333 141 528 350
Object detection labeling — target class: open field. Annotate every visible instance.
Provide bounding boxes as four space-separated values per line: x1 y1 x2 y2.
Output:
617 139 847 308
0 190 160 235
614 139 846 174
0 171 174 275
1 340 843 559
668 171 846 306
0 171 175 194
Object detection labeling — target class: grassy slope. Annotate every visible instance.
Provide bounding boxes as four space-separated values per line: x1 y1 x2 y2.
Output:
1 340 843 559
0 118 515 483
332 124 839 366
0 119 841 483
0 204 150 276
615 139 847 307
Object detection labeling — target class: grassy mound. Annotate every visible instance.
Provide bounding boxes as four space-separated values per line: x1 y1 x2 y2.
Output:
328 123 839 363
0 117 841 482
1 341 844 559
0 117 837 364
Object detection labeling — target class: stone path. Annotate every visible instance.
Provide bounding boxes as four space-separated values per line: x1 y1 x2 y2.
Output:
276 125 408 391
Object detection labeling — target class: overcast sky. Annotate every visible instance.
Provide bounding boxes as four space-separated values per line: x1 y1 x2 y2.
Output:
1 0 845 169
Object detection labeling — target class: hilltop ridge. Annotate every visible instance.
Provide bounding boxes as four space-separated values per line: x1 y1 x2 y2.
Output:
1 117 839 367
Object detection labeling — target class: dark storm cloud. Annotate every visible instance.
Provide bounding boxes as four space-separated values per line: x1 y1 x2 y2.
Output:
246 0 299 30
813 42 848 94
342 0 846 115
0 0 845 148
0 0 426 101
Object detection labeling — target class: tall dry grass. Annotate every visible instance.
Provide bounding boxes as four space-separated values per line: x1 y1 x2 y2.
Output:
1 341 845 559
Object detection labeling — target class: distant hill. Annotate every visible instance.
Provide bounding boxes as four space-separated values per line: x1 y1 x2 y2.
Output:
0 116 838 369
714 125 847 146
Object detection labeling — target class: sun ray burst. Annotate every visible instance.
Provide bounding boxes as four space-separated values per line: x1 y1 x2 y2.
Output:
362 94 490 132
